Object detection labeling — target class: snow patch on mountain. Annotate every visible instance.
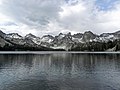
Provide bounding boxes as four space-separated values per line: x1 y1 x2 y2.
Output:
41 35 54 43
25 33 41 45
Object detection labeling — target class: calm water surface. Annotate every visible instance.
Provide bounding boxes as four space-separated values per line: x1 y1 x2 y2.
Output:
0 52 120 90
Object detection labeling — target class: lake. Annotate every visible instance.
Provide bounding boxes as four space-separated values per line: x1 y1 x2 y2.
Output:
0 52 120 90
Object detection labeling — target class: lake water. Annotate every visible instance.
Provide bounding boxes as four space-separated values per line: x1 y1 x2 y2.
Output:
0 52 120 90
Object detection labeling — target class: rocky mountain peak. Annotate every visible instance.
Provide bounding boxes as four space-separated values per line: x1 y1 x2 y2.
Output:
82 31 97 42
72 33 83 38
0 30 6 38
42 35 54 39
25 33 37 38
41 35 54 44
100 33 111 37
6 33 22 39
58 32 64 36
66 32 71 36
114 30 120 34
84 31 94 35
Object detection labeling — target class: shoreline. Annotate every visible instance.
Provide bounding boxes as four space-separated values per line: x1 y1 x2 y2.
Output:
0 51 120 54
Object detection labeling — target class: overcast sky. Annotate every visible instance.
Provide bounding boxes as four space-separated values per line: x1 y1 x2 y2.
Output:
0 0 120 36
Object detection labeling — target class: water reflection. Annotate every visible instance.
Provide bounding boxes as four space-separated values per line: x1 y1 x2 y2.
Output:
0 53 120 90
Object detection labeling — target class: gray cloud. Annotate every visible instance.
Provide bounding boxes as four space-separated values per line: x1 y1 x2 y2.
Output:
1 0 64 28
0 0 120 36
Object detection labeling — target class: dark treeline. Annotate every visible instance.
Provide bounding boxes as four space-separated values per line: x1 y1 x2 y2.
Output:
0 44 66 51
70 39 120 51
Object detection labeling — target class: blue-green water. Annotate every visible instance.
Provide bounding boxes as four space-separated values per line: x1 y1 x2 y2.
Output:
0 52 120 90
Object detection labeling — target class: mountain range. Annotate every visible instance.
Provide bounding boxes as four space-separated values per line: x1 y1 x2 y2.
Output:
0 30 120 51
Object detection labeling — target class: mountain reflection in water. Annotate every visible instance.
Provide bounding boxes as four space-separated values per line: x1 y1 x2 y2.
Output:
0 53 120 90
